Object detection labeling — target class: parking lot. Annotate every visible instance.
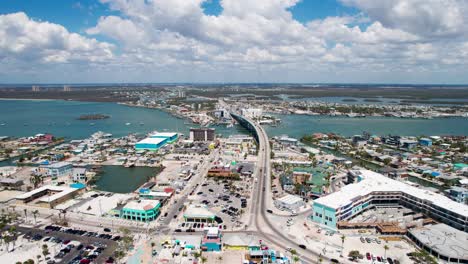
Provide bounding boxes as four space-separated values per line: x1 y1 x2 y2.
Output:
8 226 118 264
187 178 251 230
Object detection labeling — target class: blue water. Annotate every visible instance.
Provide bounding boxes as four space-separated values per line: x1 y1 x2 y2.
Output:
266 115 468 138
0 99 245 139
0 99 466 143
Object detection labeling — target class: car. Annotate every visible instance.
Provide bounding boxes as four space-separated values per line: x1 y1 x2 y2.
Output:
377 256 382 262
366 253 371 260
376 239 381 244
77 244 84 250
298 244 306 250
173 214 177 219
387 258 394 264
365 237 371 243
80 259 91 264
174 229 182 232
112 235 121 241
105 257 115 263
266 209 273 214
163 212 168 217
330 259 339 263
104 228 111 232
360 237 365 243
43 236 51 242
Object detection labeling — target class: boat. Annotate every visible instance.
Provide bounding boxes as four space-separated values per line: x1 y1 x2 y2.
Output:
226 123 234 128
0 123 5 126
90 123 95 126
125 163 135 168
139 122 144 126
125 123 131 126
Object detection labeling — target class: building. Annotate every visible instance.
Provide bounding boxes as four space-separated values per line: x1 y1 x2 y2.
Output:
120 200 161 222
135 137 167 151
189 128 215 141
72 167 87 183
183 204 216 223
16 185 83 208
408 224 468 263
150 132 179 143
275 194 305 212
222 234 261 251
241 108 263 118
446 186 468 204
201 227 222 251
47 162 73 179
419 138 433 146
311 170 468 231
278 136 298 146
32 85 40 92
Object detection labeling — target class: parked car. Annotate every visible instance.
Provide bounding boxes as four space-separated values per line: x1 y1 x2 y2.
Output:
298 244 306 250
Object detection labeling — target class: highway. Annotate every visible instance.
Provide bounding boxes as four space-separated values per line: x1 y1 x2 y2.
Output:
241 114 330 264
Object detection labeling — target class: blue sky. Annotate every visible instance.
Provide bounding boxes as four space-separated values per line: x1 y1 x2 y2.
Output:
0 0 468 84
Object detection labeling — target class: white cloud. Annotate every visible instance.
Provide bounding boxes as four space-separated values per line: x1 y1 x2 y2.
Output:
340 0 468 38
1 0 468 83
0 12 114 63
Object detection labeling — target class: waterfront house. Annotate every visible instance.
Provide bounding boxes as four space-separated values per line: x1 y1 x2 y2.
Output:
47 162 73 179
419 138 433 146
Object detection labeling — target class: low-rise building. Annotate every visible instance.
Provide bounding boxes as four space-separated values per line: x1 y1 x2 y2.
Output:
183 204 216 223
201 227 222 251
120 200 161 222
189 128 215 141
47 162 73 179
16 185 83 208
275 194 305 212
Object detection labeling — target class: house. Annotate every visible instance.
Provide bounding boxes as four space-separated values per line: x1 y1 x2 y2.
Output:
72 167 87 182
419 138 433 147
446 187 468 204
46 162 73 179
275 194 305 212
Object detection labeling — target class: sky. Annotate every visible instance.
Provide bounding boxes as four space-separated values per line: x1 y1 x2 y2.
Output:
1 0 468 84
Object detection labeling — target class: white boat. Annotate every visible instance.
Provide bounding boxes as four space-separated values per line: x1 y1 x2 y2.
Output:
125 123 131 126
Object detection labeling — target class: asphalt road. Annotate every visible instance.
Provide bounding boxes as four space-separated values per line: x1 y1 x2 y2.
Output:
243 115 332 263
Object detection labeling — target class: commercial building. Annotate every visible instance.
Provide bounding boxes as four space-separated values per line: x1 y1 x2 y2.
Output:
312 170 468 232
241 108 263 118
183 204 216 223
135 137 167 151
47 162 73 179
135 132 179 151
408 224 468 263
16 185 83 208
201 227 222 251
120 200 161 222
189 128 215 141
150 132 179 143
275 194 305 212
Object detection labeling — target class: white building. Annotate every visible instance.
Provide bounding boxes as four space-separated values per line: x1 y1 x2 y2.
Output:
241 108 263 118
275 194 305 212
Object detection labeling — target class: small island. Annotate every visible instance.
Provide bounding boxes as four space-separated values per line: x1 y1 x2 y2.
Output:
77 114 110 120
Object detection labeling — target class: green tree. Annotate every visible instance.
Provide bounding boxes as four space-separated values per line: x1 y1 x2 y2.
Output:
340 235 346 256
384 245 389 259
293 255 300 263
348 250 362 261
32 210 39 225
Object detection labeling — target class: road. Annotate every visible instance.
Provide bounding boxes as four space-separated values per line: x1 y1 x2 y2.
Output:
241 114 330 264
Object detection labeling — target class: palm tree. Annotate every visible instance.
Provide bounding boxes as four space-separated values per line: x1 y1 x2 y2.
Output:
293 255 300 263
384 245 389 259
23 208 27 221
340 235 346 256
32 210 39 225
201 256 207 263
29 174 42 188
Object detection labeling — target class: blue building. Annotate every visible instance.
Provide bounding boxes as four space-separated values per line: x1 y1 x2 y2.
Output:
446 187 468 204
47 162 73 179
201 227 222 251
150 132 178 143
135 137 167 151
419 138 433 146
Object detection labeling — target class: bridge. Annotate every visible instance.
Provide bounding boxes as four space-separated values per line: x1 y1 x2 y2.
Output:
230 112 259 142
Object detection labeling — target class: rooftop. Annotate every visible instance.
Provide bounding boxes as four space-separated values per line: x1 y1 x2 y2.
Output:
184 204 215 218
409 224 468 260
314 169 468 217
47 161 72 168
151 132 178 138
276 194 303 205
136 137 167 145
123 200 160 211
16 185 80 203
